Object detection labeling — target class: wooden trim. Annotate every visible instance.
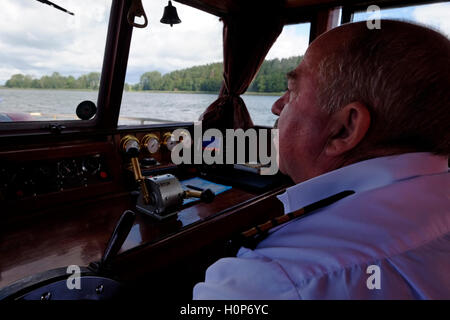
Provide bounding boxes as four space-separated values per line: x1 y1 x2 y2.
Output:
0 141 124 223
341 5 353 24
96 0 134 129
111 186 286 282
309 6 341 42
174 0 228 17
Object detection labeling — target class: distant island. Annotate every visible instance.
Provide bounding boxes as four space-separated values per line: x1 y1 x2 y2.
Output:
2 56 302 93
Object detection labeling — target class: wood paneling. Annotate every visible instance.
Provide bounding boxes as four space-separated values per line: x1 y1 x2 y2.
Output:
0 182 286 289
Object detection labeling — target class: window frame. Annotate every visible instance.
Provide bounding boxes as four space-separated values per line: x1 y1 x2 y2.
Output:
0 0 130 135
341 0 449 24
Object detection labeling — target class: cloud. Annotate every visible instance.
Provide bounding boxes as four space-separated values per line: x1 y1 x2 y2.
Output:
353 2 450 37
125 1 223 83
0 0 311 85
0 0 111 84
266 24 310 60
127 3 310 83
412 2 450 37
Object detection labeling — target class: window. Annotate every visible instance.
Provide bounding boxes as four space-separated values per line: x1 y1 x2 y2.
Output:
120 1 222 125
0 0 111 123
120 1 310 127
352 2 450 37
244 23 311 127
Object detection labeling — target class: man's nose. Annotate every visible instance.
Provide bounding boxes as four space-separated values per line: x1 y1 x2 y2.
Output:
271 96 285 115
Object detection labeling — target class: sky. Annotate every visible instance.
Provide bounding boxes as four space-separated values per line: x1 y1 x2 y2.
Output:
0 0 449 85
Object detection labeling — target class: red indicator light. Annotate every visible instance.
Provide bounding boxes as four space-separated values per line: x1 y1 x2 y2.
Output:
100 171 108 179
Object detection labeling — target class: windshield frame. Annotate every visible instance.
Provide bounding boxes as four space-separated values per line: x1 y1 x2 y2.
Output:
0 0 128 135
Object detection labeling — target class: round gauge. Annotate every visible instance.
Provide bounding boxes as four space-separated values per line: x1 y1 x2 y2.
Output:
120 135 140 157
179 129 192 148
57 159 78 178
83 156 101 175
142 134 160 154
163 132 179 151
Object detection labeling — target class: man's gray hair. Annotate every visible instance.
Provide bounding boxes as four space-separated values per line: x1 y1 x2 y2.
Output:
317 20 450 156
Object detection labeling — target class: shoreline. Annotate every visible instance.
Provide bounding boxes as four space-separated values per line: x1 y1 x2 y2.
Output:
0 87 282 97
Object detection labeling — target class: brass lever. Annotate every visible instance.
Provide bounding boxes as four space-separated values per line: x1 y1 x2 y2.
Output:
120 135 151 204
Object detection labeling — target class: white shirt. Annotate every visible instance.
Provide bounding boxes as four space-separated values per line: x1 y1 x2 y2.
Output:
193 152 450 299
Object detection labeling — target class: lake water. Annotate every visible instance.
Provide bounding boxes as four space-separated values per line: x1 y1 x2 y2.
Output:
0 88 279 127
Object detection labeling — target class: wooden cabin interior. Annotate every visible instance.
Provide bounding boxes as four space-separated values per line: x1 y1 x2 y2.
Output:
0 0 447 300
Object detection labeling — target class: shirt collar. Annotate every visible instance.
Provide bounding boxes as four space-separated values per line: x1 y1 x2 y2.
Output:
277 152 449 214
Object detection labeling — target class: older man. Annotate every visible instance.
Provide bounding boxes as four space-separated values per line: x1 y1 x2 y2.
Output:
193 20 450 299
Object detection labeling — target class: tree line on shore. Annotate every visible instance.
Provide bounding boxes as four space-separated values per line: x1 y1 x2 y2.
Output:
3 55 303 93
4 72 101 90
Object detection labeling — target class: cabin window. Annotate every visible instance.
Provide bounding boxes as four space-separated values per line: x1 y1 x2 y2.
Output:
120 1 222 126
244 23 311 127
351 2 450 37
0 0 111 123
120 1 311 128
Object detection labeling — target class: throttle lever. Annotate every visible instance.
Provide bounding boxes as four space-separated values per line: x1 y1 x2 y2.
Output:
90 210 136 274
120 135 152 205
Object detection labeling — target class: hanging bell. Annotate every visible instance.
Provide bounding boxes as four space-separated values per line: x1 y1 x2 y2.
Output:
160 1 181 27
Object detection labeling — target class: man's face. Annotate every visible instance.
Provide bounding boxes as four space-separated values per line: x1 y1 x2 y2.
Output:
272 45 331 183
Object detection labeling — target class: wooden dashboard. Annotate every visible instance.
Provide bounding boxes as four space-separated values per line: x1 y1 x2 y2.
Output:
0 123 288 299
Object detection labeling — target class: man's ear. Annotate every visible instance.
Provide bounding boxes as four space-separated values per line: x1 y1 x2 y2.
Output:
325 102 371 156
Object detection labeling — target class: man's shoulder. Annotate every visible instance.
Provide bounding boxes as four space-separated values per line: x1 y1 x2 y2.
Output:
194 171 450 299
252 171 450 287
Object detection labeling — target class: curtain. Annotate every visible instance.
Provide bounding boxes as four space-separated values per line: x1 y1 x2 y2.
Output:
199 14 284 130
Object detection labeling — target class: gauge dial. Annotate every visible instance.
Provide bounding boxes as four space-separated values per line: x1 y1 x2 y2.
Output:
163 132 179 151
120 135 140 157
178 129 192 148
57 159 78 178
142 134 160 154
82 155 101 175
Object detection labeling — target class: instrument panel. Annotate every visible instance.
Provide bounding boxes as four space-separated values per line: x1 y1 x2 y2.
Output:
0 140 121 221
0 124 194 221
0 122 289 299
0 154 110 201
116 127 192 175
